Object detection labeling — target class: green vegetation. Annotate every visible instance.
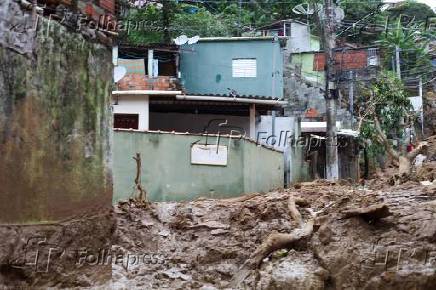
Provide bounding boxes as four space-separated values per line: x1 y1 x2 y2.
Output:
120 0 434 47
358 72 412 142
377 18 434 81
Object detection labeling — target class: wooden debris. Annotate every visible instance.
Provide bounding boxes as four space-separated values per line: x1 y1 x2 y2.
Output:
133 153 148 205
228 194 315 288
342 203 391 221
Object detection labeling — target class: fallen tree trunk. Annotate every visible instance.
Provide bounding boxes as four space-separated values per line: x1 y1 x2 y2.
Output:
342 203 391 221
229 194 315 288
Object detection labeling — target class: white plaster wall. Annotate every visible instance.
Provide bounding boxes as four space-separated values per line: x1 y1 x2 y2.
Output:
289 22 311 53
256 116 296 151
112 95 149 130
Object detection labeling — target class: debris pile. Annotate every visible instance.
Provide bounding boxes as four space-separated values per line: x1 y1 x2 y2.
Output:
110 179 436 289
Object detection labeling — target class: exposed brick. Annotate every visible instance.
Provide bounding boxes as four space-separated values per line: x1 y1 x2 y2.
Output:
314 50 368 71
77 0 115 20
117 75 178 91
84 3 94 17
99 0 115 14
305 108 320 118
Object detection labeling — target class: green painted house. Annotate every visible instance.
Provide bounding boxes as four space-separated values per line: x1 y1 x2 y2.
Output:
180 37 285 98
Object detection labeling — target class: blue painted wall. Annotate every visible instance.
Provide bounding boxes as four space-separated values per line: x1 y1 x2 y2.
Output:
180 38 284 98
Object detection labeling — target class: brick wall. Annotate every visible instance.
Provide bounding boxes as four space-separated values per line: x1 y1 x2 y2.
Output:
314 50 368 71
99 0 115 14
117 75 180 91
77 0 115 21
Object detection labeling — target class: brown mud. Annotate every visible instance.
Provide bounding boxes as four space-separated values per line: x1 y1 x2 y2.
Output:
0 165 435 289
110 175 436 289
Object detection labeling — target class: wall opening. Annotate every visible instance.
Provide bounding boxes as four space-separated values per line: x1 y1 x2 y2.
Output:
114 113 139 129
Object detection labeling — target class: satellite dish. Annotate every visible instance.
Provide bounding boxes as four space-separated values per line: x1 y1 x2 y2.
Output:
335 7 345 22
174 35 188 45
114 66 127 83
188 35 200 45
292 3 314 15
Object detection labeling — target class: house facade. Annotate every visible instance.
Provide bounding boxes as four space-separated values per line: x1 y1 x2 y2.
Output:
111 38 287 203
256 19 374 182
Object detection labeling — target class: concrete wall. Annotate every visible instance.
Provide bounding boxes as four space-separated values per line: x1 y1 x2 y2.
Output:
256 116 295 151
0 9 113 223
113 131 284 202
180 39 284 98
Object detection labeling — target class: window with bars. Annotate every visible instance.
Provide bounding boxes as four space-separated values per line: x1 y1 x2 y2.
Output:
367 48 379 66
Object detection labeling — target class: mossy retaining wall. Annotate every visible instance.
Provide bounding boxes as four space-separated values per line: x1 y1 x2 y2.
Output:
0 14 113 223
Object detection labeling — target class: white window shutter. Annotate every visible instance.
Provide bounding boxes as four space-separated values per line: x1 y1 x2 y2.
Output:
232 59 257 78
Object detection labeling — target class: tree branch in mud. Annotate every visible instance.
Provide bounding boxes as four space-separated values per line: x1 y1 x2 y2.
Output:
229 194 315 288
374 117 429 175
133 153 148 204
373 116 400 164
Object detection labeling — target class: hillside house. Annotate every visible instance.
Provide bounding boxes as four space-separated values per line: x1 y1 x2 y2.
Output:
111 38 286 203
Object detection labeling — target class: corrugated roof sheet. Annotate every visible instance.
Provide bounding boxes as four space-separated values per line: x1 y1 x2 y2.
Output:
198 36 283 42
184 92 284 101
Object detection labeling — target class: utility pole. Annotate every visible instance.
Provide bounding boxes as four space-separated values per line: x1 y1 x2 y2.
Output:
162 0 171 43
395 45 401 79
238 0 242 36
349 71 354 126
32 0 37 24
323 0 339 180
419 76 424 137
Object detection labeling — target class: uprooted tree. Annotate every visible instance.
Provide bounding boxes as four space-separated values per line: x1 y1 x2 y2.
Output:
356 72 428 176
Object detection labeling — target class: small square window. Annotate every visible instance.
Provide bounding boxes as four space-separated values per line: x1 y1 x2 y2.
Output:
232 59 257 78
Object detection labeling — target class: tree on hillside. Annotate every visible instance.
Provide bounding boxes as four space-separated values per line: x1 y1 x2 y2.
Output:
387 0 435 23
122 3 234 44
120 0 315 44
356 72 428 176
377 18 433 81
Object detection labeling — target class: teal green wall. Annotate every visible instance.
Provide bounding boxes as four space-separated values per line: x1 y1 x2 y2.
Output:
180 39 284 98
113 131 284 202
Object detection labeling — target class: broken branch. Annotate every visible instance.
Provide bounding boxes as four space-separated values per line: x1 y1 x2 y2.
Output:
133 153 147 204
374 116 400 162
229 194 314 288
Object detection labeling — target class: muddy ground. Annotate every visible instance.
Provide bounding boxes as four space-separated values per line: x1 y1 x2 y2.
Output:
0 209 114 288
109 174 436 289
0 164 435 289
